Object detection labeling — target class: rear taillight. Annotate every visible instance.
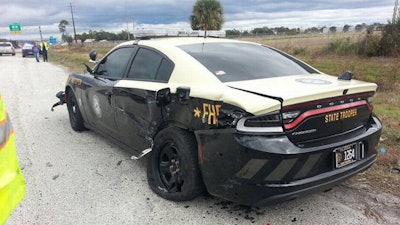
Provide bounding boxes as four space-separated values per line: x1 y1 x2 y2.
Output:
367 97 374 111
282 110 300 124
282 92 375 131
236 111 283 133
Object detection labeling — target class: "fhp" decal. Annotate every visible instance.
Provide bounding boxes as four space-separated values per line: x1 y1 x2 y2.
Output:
193 103 221 125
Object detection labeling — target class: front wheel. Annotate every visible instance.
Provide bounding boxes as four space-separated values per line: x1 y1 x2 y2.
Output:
66 90 86 131
147 127 205 201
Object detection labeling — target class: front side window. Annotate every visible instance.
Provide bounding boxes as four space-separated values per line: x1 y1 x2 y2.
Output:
127 48 173 82
178 42 317 82
96 47 135 79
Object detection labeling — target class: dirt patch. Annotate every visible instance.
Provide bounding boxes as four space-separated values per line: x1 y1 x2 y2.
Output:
325 177 400 224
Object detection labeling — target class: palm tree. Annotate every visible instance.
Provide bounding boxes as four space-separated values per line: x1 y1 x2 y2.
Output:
58 20 69 42
190 0 224 37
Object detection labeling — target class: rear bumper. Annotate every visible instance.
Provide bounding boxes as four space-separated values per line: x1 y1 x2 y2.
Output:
195 116 382 206
22 50 34 56
0 50 15 54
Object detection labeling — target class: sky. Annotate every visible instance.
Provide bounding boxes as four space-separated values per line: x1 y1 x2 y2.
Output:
0 0 396 41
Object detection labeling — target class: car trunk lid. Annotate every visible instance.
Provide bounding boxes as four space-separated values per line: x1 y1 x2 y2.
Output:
227 74 377 144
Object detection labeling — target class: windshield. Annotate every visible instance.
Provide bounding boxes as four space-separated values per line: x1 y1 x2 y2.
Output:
178 42 317 82
23 44 33 48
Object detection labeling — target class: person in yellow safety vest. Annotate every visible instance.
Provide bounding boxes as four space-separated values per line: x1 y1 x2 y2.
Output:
0 93 26 224
39 41 49 62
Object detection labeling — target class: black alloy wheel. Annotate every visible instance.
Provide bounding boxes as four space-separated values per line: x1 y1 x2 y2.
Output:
66 90 86 131
158 140 183 192
147 127 205 201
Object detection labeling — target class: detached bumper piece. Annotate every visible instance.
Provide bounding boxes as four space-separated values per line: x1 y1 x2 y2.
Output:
195 116 382 206
51 91 66 111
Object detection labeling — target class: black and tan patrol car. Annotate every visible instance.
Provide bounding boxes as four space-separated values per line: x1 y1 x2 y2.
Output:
53 37 382 206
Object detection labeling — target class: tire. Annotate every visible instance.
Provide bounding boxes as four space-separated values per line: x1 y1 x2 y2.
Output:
147 127 205 201
66 90 86 131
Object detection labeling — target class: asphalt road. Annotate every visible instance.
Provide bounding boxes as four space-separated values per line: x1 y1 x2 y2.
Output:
0 52 397 225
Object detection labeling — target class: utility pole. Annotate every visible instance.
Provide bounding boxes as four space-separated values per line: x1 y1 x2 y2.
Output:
132 16 135 39
70 2 77 43
39 26 43 42
127 22 130 40
393 0 399 24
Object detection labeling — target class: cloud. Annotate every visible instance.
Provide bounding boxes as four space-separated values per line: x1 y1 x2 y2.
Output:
224 6 393 29
0 0 395 40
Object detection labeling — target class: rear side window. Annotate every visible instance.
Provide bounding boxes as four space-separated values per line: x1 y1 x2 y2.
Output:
127 48 173 82
0 43 12 47
156 59 174 81
178 42 316 82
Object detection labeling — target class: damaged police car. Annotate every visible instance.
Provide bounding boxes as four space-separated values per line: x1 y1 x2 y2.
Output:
53 37 382 206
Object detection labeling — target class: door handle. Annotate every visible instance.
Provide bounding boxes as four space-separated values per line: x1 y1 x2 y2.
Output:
105 90 112 97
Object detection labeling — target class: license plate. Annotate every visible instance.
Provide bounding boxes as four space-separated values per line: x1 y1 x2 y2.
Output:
334 144 357 168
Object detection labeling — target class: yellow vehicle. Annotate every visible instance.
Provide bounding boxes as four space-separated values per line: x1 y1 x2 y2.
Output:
0 93 25 224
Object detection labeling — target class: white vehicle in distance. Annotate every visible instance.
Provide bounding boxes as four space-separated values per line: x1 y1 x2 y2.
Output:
0 42 15 56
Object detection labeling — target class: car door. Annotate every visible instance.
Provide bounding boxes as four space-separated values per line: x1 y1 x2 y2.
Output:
81 46 136 139
113 47 174 154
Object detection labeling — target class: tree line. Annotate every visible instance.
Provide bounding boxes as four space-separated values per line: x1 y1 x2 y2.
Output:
57 0 399 56
58 23 383 43
225 23 385 37
59 19 132 42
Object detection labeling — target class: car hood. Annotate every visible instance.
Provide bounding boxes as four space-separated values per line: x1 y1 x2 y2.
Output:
225 74 377 112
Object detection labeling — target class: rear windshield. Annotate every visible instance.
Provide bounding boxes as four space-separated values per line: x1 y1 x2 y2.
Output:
0 43 12 47
178 42 316 82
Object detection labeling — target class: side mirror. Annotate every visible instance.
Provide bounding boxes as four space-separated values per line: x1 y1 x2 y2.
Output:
89 49 97 63
156 88 171 105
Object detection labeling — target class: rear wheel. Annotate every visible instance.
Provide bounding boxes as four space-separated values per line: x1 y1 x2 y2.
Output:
147 127 205 201
66 90 86 131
